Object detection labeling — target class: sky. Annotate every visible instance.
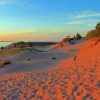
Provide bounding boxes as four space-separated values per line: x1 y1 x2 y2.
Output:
0 0 100 41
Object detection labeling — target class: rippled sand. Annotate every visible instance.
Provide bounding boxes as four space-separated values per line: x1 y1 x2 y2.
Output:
0 39 100 100
0 57 99 100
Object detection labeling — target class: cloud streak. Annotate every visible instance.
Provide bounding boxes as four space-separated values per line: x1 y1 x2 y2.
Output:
64 11 100 26
0 0 15 5
71 11 100 19
65 20 99 25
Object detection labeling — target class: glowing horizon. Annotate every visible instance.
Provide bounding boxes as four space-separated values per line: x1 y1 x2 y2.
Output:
0 0 100 41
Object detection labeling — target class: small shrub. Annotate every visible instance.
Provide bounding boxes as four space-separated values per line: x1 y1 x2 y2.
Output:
3 60 11 65
0 60 11 68
27 58 31 61
1 47 4 49
52 57 56 60
30 49 33 52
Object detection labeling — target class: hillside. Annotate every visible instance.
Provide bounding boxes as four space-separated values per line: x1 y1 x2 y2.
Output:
77 38 100 60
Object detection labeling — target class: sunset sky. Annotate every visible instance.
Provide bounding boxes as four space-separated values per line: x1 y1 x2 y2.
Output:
0 0 100 41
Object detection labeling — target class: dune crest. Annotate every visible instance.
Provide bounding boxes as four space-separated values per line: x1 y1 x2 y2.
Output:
52 37 79 48
77 38 100 60
52 38 70 48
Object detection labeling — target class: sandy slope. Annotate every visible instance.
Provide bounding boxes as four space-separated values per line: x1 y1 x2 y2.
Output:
0 47 71 74
0 39 100 100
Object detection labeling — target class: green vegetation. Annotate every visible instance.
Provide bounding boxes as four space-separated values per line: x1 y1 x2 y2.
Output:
75 33 82 40
86 23 100 39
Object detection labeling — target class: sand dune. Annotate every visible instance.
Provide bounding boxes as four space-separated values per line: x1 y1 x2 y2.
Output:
0 38 100 99
77 38 100 60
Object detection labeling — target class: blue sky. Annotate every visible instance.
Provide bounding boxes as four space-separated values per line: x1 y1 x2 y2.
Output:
0 0 100 41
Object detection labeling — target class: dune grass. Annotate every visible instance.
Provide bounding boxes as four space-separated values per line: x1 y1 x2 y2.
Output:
1 48 24 56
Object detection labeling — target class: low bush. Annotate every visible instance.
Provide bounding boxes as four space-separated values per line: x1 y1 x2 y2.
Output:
3 60 11 65
26 58 31 61
52 57 56 60
0 60 11 68
1 47 4 49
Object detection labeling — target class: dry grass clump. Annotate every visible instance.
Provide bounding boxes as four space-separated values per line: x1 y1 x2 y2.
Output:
0 60 11 68
1 48 23 56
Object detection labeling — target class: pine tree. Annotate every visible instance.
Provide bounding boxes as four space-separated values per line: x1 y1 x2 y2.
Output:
75 33 82 40
96 22 100 30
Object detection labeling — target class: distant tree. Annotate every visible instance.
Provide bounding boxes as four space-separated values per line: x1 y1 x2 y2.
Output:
75 33 82 40
96 22 100 30
86 23 100 39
